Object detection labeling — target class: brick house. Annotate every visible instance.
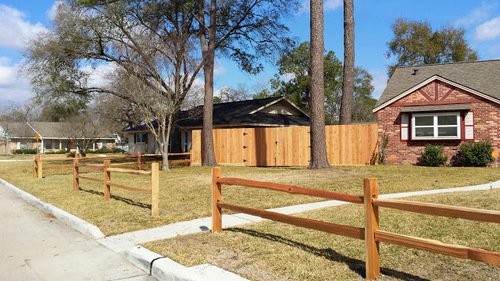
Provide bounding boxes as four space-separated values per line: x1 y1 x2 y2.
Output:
372 59 500 165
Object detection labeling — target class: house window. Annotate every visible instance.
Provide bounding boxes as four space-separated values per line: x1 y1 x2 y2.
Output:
134 133 147 144
411 112 461 140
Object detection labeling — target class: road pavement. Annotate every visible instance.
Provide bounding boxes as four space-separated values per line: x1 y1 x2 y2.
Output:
0 184 156 281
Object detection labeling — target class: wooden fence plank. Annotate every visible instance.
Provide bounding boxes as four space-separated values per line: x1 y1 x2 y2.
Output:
219 202 365 240
106 167 152 175
76 175 105 184
218 177 363 203
106 181 151 193
374 198 500 223
375 230 500 266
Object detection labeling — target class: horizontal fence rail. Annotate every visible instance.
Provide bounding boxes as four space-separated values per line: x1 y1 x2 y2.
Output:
34 151 190 178
72 158 160 216
218 177 364 203
211 167 500 280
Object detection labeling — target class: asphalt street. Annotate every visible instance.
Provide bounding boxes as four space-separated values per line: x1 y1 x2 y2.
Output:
0 184 156 281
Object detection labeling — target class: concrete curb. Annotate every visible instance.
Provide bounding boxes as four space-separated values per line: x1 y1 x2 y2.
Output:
0 179 105 239
127 246 249 281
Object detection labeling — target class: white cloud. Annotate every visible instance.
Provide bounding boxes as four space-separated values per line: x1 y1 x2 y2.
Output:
48 1 65 20
281 72 296 82
475 16 500 41
0 5 48 50
454 3 494 27
369 69 387 100
298 0 343 14
82 63 118 88
0 57 32 105
214 60 227 75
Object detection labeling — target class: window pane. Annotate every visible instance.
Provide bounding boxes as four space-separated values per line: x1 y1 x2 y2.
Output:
415 116 433 126
438 115 457 126
415 127 434 137
438 127 458 137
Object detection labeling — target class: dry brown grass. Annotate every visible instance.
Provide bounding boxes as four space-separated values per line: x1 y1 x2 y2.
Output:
144 189 500 281
0 157 499 236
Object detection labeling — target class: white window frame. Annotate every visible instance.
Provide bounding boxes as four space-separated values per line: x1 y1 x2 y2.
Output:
411 112 461 140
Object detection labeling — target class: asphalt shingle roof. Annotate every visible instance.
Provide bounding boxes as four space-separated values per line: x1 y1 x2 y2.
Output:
375 59 500 110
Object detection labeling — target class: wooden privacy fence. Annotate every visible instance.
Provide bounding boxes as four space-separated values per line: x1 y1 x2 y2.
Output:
73 159 160 216
192 124 378 166
211 167 500 280
34 151 191 178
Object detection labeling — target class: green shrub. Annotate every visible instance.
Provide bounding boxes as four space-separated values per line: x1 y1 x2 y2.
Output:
421 144 448 166
13 148 38 154
458 141 494 167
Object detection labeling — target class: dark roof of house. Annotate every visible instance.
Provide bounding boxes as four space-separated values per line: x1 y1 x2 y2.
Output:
0 122 115 139
125 97 310 132
374 59 500 111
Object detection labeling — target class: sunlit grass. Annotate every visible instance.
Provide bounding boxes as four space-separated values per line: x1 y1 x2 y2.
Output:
0 157 499 236
144 189 500 281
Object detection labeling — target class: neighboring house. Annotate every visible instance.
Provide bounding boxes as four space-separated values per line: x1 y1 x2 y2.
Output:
125 97 310 154
0 122 116 154
373 59 500 165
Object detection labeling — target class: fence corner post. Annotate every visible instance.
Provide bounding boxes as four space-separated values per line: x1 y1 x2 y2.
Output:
151 162 159 216
37 155 43 179
212 167 222 233
137 151 142 170
73 157 80 191
33 155 38 178
104 160 111 199
364 178 380 280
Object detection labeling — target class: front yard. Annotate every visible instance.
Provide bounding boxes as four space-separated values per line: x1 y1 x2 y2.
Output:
0 157 499 236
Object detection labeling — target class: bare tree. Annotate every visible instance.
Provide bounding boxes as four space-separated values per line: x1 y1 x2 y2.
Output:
22 1 203 170
62 112 102 157
308 0 331 169
339 0 355 125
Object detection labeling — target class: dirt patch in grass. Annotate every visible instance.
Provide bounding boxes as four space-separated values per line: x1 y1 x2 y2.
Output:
1 159 500 235
144 189 500 281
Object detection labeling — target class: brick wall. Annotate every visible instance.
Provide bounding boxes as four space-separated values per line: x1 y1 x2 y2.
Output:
376 80 500 165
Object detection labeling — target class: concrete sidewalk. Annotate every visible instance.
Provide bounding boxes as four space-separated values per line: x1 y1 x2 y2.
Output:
0 184 156 281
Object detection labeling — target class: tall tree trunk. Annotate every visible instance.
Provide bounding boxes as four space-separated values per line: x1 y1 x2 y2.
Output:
199 0 217 166
308 0 331 169
339 0 355 125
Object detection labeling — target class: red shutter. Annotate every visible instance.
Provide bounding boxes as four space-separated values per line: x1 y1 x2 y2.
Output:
464 111 474 140
400 114 409 142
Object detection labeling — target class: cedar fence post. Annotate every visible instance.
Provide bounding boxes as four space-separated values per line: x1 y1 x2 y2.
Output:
34 155 39 178
73 158 80 191
137 151 141 170
104 160 111 199
212 167 222 232
364 178 380 280
38 155 43 178
151 162 159 216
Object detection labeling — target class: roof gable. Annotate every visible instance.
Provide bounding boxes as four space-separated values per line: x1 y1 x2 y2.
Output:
374 59 500 112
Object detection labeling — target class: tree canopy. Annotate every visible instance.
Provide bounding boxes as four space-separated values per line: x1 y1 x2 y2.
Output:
260 41 376 124
386 17 478 77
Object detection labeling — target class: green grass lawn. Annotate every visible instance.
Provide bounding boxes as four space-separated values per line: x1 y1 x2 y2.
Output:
0 158 499 236
144 188 500 281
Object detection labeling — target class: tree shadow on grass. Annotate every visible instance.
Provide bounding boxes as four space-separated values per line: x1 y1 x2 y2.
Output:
79 187 151 210
226 228 430 281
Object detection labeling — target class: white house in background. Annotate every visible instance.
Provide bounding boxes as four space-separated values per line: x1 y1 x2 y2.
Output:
0 121 117 154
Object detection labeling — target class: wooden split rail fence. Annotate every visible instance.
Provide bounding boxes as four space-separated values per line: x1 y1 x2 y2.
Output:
34 151 191 178
211 167 500 280
73 159 160 216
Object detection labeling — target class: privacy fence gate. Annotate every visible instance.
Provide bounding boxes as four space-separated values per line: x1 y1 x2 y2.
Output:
211 167 500 280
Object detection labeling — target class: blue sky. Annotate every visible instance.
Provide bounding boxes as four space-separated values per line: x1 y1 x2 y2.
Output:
1 0 500 106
